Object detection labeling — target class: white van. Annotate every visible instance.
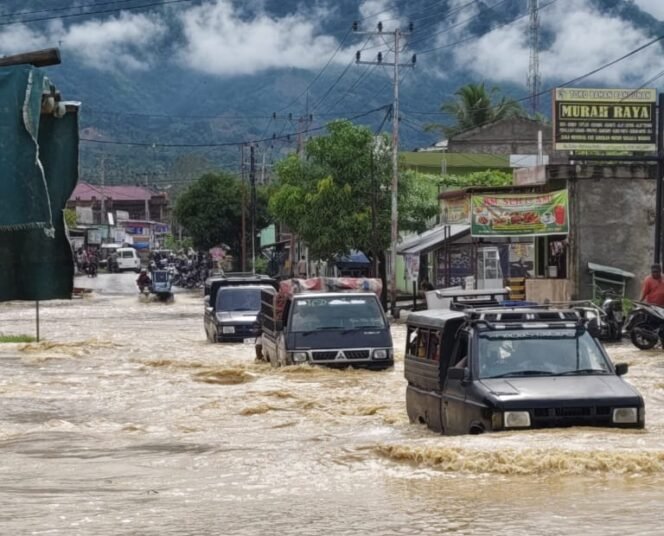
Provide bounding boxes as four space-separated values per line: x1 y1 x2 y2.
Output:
116 247 141 272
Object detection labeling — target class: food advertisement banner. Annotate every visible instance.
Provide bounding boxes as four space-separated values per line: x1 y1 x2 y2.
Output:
471 190 569 237
441 196 470 224
553 87 656 151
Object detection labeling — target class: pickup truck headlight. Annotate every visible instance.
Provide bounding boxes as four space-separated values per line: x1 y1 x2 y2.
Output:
292 352 308 363
373 349 389 359
222 326 236 334
613 407 638 424
504 411 531 428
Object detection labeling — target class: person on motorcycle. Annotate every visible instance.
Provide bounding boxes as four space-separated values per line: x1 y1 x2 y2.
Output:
136 269 152 293
641 263 664 306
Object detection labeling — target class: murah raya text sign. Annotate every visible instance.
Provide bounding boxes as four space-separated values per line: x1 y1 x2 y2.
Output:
471 190 569 237
554 88 656 151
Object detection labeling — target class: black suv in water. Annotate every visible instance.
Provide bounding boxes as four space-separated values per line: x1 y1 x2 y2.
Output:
404 305 645 435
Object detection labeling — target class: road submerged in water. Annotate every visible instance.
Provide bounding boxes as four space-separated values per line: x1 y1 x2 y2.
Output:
0 273 663 535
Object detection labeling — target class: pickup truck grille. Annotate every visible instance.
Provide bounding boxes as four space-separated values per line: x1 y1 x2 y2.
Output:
311 350 371 361
531 406 612 425
312 351 337 361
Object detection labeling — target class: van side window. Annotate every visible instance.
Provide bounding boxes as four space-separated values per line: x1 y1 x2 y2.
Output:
427 331 441 361
416 329 429 358
451 332 469 368
407 327 429 358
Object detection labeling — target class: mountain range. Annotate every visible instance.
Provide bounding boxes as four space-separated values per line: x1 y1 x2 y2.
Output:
1 0 663 189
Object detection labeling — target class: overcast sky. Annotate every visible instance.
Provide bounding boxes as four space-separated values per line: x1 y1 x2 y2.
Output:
0 0 662 89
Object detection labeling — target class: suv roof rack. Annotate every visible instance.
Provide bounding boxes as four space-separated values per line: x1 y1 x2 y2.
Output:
450 305 583 330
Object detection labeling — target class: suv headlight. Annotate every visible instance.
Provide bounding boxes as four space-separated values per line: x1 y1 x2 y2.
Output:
222 326 235 334
613 407 638 424
373 349 389 359
292 352 308 363
504 411 531 428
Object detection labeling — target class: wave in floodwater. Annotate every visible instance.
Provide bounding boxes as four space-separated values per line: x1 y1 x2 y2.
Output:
375 444 664 475
19 339 119 357
194 368 257 385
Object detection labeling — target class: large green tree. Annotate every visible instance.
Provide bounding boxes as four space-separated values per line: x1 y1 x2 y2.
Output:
174 172 270 254
428 82 524 137
269 120 438 268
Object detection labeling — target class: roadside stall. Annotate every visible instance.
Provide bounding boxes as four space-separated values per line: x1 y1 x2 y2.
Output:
437 186 571 303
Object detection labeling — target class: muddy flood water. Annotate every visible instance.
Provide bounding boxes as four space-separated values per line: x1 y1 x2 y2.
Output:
1 273 664 535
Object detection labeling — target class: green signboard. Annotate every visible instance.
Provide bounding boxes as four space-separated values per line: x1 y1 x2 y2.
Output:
471 190 569 237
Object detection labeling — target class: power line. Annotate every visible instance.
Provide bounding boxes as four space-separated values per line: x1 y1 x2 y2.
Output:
80 105 391 147
0 0 194 27
275 28 353 114
417 0 557 55
0 0 143 21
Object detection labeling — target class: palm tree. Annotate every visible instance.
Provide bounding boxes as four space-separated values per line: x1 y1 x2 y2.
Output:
427 82 525 137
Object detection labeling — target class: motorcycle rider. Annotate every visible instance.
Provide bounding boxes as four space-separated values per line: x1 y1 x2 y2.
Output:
640 263 664 306
136 269 152 293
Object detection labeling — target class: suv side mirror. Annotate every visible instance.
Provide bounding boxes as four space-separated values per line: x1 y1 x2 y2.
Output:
615 363 629 376
447 366 469 382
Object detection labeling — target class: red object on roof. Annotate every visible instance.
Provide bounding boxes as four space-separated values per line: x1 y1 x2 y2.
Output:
70 181 158 202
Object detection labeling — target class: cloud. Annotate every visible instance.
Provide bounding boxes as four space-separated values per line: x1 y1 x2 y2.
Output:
633 0 664 20
451 0 664 90
0 12 166 71
60 13 166 70
0 24 50 56
177 1 343 76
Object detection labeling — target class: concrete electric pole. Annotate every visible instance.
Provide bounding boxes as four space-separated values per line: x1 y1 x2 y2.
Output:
354 20 415 317
527 0 541 115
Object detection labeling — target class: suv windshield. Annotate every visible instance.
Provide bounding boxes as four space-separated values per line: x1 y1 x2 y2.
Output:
216 288 261 312
290 296 386 332
477 329 611 379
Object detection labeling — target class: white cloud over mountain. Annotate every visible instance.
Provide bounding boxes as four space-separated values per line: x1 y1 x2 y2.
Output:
176 1 340 76
0 0 662 89
451 0 664 90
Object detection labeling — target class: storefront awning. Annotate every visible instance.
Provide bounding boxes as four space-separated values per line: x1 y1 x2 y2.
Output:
397 224 470 255
587 262 634 280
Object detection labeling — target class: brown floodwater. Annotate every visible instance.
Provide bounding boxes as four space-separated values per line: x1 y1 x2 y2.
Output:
0 273 663 535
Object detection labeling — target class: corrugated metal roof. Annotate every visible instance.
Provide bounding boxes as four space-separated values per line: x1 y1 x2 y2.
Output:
397 224 470 255
401 152 511 169
70 182 158 201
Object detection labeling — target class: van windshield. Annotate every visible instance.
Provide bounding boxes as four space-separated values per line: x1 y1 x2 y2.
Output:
290 296 386 332
216 288 261 312
477 329 611 379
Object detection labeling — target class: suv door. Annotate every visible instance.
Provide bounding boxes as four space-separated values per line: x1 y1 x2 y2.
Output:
442 330 471 435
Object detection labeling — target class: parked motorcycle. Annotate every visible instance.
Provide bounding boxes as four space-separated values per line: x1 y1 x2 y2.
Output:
624 301 664 350
570 291 624 342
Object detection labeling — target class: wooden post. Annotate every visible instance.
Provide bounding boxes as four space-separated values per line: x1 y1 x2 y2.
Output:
35 301 40 342
0 48 61 68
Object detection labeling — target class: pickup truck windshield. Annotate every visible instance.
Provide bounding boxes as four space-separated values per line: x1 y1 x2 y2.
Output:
216 288 261 312
477 329 611 379
290 296 386 332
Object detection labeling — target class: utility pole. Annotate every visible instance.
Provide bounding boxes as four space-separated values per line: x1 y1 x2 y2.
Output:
527 0 541 114
250 144 257 274
297 92 313 158
241 144 247 271
355 20 416 317
100 154 106 222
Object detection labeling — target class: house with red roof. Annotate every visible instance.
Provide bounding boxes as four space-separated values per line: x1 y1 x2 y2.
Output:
67 181 170 224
